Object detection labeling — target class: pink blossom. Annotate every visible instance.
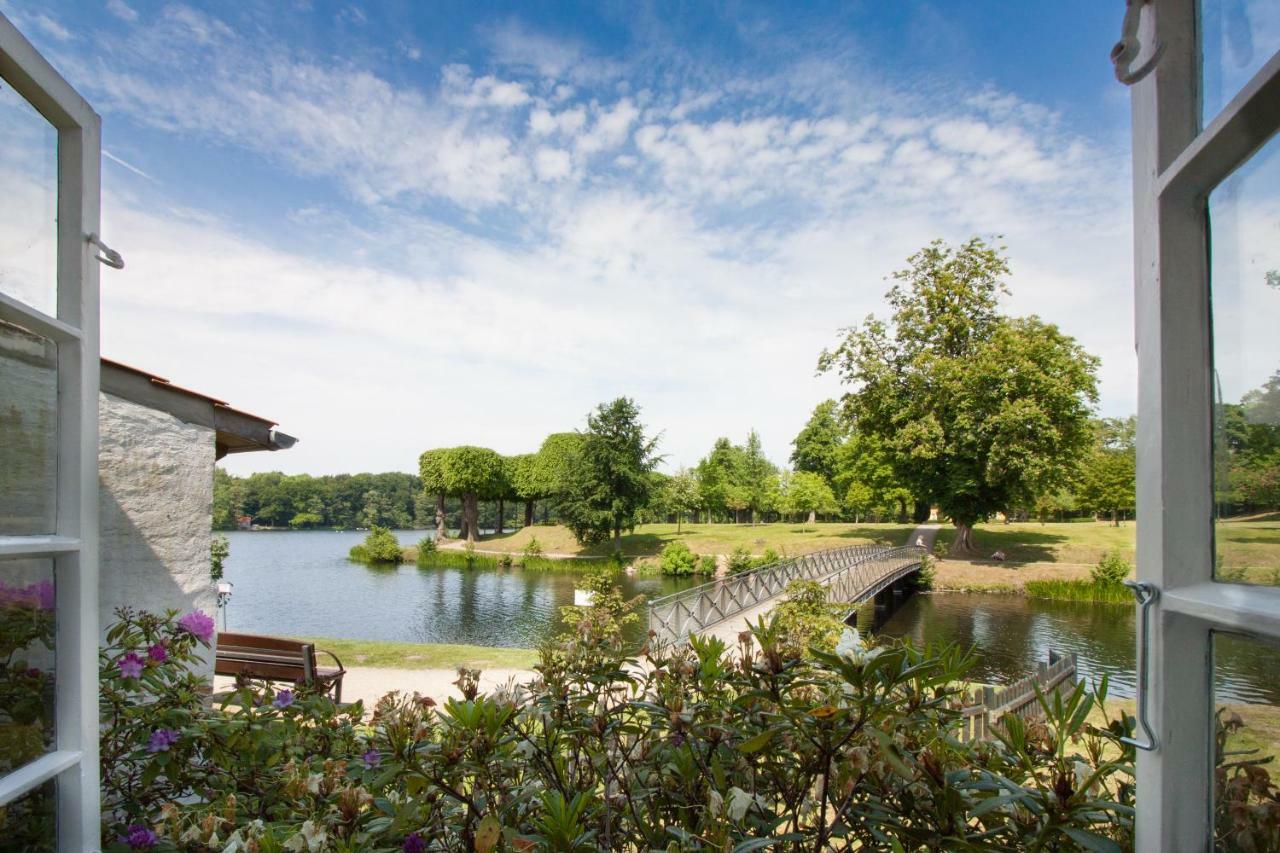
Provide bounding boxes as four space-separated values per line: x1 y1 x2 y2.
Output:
118 653 144 679
147 644 168 663
273 689 294 709
177 610 215 643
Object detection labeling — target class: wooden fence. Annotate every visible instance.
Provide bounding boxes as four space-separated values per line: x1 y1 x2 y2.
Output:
960 651 1078 742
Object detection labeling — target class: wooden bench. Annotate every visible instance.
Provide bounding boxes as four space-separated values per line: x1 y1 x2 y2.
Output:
214 632 346 703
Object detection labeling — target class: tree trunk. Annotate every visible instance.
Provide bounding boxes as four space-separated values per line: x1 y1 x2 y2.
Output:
677 513 682 533
948 521 979 557
497 498 504 534
435 493 446 541
1111 509 1119 527
462 493 479 542
807 509 816 524
613 520 622 556
524 499 534 528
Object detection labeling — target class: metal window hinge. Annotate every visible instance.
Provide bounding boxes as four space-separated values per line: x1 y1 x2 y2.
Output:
1112 0 1165 86
1121 579 1160 751
87 233 124 270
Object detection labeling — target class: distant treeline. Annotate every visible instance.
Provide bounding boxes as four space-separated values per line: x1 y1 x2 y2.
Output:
212 469 544 531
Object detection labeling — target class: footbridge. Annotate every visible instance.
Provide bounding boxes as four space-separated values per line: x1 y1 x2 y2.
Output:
646 542 930 647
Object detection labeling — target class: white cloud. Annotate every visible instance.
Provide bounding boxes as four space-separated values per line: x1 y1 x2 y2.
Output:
16 7 1140 474
32 13 71 41
105 0 138 23
534 147 571 181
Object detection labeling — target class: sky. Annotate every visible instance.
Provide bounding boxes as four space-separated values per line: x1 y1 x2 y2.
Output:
0 1 1187 476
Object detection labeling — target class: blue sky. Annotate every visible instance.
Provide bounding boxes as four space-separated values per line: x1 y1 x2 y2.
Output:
3 1 1151 475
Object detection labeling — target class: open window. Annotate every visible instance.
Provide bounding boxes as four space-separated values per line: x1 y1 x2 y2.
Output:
1129 0 1280 847
0 16 102 850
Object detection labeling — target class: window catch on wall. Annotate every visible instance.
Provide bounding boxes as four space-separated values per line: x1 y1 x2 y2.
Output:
1112 0 1164 86
1121 580 1161 751
87 232 124 269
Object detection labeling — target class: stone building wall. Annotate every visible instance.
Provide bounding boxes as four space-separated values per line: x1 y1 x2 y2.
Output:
98 393 217 680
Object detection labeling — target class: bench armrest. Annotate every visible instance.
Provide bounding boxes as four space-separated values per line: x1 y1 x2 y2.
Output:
316 648 346 674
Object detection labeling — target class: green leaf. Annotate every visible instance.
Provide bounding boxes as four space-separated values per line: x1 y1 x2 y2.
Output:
738 728 778 754
1060 827 1122 853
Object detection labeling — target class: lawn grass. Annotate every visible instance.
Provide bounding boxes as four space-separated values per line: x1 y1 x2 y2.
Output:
433 522 922 559
298 636 539 670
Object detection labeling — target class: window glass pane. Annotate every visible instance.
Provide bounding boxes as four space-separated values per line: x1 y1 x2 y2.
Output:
0 777 55 852
1210 136 1280 586
0 79 56 317
0 322 57 535
0 559 56 777
1212 632 1280 849
1201 1 1280 127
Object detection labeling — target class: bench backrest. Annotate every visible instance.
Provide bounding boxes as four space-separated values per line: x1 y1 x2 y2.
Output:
215 632 316 683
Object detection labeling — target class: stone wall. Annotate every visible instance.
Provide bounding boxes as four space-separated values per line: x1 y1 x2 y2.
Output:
99 392 217 680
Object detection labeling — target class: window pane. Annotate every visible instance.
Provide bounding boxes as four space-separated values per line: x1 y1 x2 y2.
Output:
1210 136 1280 586
1212 632 1280 849
0 79 56 317
0 778 55 852
0 322 57 535
1201 1 1280 127
0 559 56 778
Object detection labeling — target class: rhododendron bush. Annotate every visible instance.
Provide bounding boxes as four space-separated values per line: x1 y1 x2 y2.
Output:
92 581 1277 851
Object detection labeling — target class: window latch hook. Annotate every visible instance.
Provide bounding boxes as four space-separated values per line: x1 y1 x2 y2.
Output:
1121 579 1160 751
1112 0 1165 86
87 233 124 270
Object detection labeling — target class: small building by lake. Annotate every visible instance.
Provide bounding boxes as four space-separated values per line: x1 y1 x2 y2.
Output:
2 320 296 679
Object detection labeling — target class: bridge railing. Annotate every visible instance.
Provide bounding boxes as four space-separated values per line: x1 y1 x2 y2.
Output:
825 545 929 608
960 651 1078 742
646 543 925 646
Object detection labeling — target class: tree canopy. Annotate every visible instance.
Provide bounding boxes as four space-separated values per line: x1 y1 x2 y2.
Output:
790 400 845 487
559 397 662 554
819 238 1100 554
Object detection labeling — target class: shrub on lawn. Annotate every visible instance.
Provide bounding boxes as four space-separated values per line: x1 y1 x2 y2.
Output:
727 545 755 574
1092 551 1131 586
660 541 707 576
522 536 544 559
348 526 403 565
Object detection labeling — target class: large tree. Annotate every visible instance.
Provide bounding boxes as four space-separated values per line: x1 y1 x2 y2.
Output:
419 449 448 540
820 238 1099 556
740 430 777 524
663 468 702 532
1077 417 1136 526
783 470 838 524
418 446 508 542
790 400 845 487
560 398 662 554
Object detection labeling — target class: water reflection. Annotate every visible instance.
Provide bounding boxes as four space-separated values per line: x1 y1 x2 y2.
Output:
869 592 1280 704
222 530 693 649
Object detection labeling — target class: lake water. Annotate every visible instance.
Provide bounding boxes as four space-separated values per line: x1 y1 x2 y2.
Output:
220 530 694 648
866 591 1280 705
222 531 1278 703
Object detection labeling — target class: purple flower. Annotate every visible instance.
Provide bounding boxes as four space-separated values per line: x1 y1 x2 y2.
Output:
402 833 426 853
147 728 179 753
117 652 145 680
122 824 157 849
177 610 215 643
362 748 381 769
33 580 54 610
272 689 294 709
147 644 168 663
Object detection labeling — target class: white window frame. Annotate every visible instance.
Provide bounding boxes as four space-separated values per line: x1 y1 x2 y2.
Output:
0 14 101 851
1130 1 1280 849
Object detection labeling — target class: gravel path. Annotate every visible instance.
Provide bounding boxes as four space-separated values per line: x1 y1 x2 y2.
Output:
213 666 536 710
